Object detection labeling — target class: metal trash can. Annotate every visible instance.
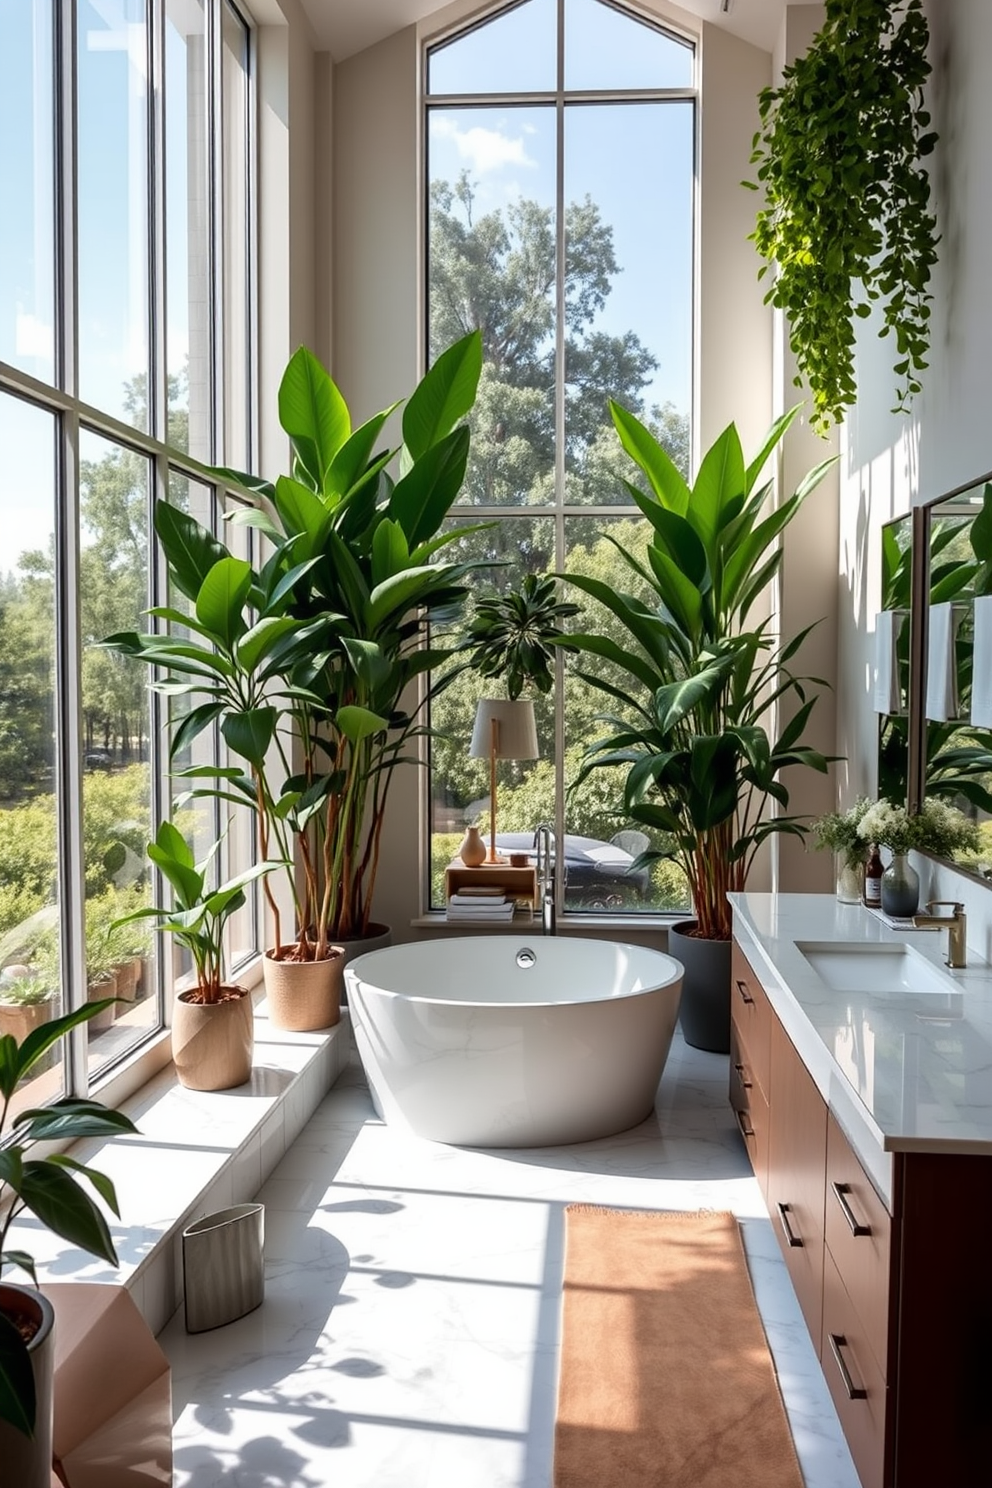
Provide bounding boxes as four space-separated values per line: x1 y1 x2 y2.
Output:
182 1203 265 1333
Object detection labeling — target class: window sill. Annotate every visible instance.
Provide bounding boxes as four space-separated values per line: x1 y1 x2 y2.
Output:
15 996 351 1338
409 912 685 936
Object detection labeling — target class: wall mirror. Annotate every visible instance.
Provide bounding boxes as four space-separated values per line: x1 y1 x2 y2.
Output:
877 514 913 806
919 475 992 878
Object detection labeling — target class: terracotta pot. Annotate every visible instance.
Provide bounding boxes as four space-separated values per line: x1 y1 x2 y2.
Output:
0 1000 53 1046
114 959 139 1002
262 947 343 1032
171 985 253 1091
0 1284 55 1488
86 972 118 1033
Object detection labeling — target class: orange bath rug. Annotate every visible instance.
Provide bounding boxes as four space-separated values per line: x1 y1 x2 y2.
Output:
553 1206 804 1488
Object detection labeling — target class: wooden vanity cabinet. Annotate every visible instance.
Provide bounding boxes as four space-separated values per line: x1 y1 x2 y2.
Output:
729 941 772 1195
731 937 992 1488
766 1015 827 1345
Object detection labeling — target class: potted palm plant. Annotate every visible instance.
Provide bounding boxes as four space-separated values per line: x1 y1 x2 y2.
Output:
113 821 283 1089
562 403 836 1050
0 1000 137 1486
104 331 485 1024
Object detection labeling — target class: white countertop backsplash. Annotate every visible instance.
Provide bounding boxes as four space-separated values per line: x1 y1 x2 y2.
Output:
730 892 992 1210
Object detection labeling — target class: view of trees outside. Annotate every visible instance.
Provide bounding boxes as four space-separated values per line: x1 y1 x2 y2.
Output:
426 0 695 912
0 0 253 1090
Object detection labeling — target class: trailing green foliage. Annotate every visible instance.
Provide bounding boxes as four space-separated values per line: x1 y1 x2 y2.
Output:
104 333 484 948
747 0 938 432
0 1001 138 1438
560 404 837 941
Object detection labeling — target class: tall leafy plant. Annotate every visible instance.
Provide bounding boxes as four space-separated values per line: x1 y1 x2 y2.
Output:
747 0 938 432
105 332 485 951
562 403 836 941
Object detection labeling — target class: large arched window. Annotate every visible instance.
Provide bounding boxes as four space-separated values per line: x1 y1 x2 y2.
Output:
425 0 696 914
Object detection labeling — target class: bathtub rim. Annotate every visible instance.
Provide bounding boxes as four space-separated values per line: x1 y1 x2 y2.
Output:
343 934 683 1011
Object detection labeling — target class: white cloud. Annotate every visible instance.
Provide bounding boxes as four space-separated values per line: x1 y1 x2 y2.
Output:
432 117 536 175
15 311 54 362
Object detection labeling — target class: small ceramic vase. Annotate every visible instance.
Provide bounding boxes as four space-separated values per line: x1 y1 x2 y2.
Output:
880 852 920 918
458 825 487 866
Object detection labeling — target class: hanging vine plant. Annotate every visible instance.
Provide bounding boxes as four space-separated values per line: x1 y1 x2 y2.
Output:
747 0 938 434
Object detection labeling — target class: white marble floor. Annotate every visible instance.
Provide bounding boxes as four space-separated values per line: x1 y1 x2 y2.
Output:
163 1025 861 1488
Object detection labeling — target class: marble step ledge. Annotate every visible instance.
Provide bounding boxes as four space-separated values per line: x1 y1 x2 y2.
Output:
10 998 351 1338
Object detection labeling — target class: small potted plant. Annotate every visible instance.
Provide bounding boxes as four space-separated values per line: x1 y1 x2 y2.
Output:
857 798 979 917
113 821 283 1090
0 1001 138 1485
810 797 872 902
0 969 59 1046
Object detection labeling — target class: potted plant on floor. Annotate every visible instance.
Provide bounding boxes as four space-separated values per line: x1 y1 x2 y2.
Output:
113 821 283 1089
0 1000 138 1487
561 403 836 1050
103 330 486 1017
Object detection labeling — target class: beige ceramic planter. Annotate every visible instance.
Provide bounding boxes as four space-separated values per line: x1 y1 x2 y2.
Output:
172 985 253 1091
262 948 343 1032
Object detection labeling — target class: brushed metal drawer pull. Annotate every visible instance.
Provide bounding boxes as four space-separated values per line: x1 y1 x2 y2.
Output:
734 1062 753 1090
832 1181 871 1238
777 1201 803 1248
828 1333 868 1401
735 979 755 1005
735 1108 755 1140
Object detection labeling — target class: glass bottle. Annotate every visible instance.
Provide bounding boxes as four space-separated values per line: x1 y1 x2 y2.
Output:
863 843 883 908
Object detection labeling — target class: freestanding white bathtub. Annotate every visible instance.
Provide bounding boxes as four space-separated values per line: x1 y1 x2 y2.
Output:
344 936 683 1147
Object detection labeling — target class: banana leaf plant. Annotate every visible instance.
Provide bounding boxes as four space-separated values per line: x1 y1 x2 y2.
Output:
0 1000 138 1437
560 403 837 942
104 331 486 953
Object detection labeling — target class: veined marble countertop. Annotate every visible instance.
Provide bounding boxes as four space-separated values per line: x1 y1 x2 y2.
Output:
730 892 992 1209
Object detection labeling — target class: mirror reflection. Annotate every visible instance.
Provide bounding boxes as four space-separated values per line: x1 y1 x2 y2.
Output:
877 514 913 806
922 478 992 876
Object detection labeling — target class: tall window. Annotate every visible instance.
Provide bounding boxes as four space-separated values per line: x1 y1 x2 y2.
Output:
0 0 255 1100
426 0 695 914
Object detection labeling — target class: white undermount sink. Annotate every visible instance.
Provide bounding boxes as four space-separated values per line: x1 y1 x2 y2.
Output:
796 940 957 997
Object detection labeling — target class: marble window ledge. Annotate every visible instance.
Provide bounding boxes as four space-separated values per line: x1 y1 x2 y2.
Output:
10 1001 351 1338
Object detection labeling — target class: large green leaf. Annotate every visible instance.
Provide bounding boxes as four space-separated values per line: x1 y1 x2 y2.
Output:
154 502 230 604
221 708 278 768
389 426 471 547
194 556 254 654
609 400 690 514
689 423 745 552
273 474 333 555
337 705 389 743
18 1162 118 1265
402 330 482 460
278 346 351 489
328 407 396 497
17 1099 137 1145
371 518 411 587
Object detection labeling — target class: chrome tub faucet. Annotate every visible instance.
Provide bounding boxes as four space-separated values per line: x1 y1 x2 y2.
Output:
532 823 556 935
912 900 967 968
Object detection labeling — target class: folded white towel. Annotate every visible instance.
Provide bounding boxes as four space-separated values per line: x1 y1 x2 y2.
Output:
925 601 959 722
972 595 992 728
873 609 905 715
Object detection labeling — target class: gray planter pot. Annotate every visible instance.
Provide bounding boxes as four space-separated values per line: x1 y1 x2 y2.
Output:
183 1203 265 1333
667 920 732 1054
0 1284 55 1488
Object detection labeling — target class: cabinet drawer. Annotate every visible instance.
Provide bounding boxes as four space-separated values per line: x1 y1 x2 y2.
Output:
824 1112 892 1379
821 1247 889 1488
766 1016 827 1345
729 1022 770 1195
731 941 771 1101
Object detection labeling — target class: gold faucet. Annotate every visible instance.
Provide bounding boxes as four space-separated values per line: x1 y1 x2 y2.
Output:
912 900 967 968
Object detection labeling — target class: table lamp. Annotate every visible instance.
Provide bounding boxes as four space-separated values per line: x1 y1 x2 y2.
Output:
469 699 540 863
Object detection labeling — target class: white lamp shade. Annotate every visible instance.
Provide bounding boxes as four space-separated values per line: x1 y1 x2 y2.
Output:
470 698 539 761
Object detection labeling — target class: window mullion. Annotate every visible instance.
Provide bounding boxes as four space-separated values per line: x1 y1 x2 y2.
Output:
553 0 568 903
149 0 167 445
208 0 223 464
